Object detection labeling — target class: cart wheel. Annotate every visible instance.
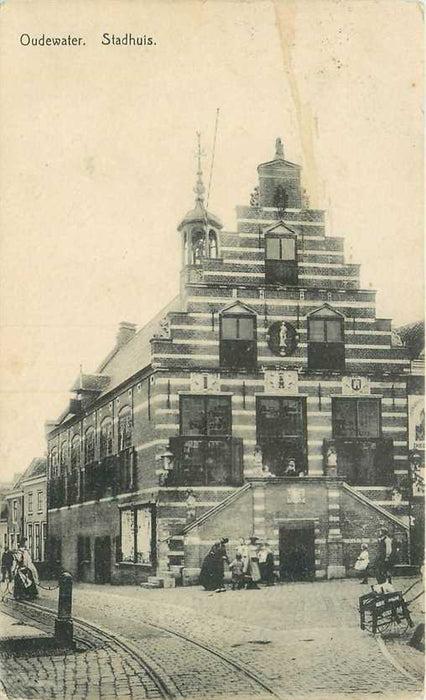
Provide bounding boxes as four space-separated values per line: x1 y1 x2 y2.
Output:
379 614 410 636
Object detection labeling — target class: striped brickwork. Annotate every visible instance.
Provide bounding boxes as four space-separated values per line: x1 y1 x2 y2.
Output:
46 157 412 583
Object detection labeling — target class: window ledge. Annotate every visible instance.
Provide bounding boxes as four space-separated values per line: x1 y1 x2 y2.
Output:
115 562 153 569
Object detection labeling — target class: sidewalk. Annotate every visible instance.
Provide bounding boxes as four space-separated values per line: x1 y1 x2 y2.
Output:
0 610 48 642
0 603 163 700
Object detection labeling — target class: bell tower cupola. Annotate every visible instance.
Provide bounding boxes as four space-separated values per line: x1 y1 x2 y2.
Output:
178 133 223 270
257 137 302 209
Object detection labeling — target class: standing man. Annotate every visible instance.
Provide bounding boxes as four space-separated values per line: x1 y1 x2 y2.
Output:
375 527 395 583
1 546 14 583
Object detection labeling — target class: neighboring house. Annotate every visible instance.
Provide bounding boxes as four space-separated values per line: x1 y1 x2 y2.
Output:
46 137 414 585
398 321 425 564
0 483 12 555
5 459 47 569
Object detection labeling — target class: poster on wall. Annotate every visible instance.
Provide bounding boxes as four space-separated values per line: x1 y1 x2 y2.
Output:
409 395 425 452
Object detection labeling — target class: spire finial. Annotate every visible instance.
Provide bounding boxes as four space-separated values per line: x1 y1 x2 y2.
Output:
194 131 206 207
275 137 285 160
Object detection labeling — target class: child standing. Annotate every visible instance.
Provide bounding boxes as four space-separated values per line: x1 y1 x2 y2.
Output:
229 553 245 590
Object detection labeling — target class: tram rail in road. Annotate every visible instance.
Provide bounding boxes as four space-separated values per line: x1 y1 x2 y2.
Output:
5 599 280 699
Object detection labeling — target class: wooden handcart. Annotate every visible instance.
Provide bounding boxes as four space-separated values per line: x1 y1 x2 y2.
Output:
359 588 415 635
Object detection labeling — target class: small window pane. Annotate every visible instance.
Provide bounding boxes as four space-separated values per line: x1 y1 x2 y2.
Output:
281 238 295 261
266 238 280 260
181 397 206 435
258 398 282 437
309 319 325 342
281 399 303 436
206 397 231 436
222 317 238 339
326 319 342 342
238 317 254 340
333 399 357 437
358 400 380 438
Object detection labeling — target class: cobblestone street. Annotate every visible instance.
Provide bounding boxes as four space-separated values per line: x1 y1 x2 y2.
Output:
1 577 424 699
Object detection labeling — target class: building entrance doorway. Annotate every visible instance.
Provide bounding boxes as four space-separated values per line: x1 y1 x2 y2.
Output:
94 536 111 584
279 522 315 581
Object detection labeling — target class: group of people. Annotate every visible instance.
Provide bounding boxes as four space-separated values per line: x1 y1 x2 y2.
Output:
354 527 398 591
199 536 275 592
1 539 39 600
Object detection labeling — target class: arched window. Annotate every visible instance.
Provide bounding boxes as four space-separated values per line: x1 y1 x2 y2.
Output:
220 302 257 371
84 427 95 465
60 442 67 473
118 406 132 451
191 230 205 265
100 417 113 459
70 435 81 471
208 231 218 259
307 305 345 370
50 448 59 479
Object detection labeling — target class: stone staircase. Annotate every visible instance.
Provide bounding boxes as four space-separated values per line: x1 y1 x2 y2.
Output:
353 486 409 526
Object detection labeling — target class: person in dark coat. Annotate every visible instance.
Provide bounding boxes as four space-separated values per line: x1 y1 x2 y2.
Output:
1 546 14 582
199 538 229 591
264 543 275 586
375 527 395 583
13 543 39 600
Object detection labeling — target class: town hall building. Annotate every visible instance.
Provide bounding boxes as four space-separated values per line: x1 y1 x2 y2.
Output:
46 138 416 585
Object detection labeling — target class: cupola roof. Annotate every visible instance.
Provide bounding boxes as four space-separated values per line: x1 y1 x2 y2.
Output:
178 133 222 231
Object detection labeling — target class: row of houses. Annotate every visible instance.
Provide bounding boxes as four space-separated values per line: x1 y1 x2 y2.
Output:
0 459 48 575
42 138 424 586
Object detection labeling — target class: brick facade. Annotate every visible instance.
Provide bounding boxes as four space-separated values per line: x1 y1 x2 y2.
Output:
46 138 415 584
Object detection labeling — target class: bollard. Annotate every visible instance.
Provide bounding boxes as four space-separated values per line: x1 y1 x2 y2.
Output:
54 571 74 645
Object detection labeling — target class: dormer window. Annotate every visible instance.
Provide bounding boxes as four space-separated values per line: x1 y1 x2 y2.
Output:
307 305 345 371
220 302 257 371
264 225 298 285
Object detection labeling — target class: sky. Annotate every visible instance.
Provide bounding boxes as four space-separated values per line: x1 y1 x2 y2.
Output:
0 0 423 482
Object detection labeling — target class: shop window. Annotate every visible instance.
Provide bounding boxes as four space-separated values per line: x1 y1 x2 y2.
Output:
84 427 95 464
332 398 381 438
27 524 33 558
265 234 297 285
220 303 257 371
100 418 113 459
120 505 155 565
34 524 41 562
42 523 47 561
307 305 345 370
118 407 133 451
180 396 232 436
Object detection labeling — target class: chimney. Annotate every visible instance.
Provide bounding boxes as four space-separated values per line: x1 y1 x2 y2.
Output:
116 322 137 348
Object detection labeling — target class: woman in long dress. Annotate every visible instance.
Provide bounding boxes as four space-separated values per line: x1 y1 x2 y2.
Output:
13 542 39 600
245 536 262 589
199 538 229 591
